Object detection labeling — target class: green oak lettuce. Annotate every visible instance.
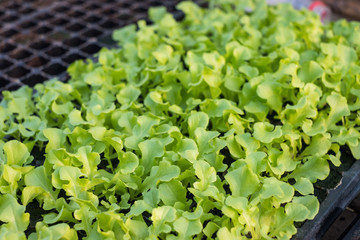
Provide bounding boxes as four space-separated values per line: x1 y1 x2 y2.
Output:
0 0 359 239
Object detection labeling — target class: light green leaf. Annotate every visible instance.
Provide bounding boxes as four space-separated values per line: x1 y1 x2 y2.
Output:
298 61 324 83
150 206 176 235
285 156 330 182
118 151 139 174
188 111 209 136
3 140 30 166
0 194 29 232
253 122 282 144
174 216 202 239
23 166 57 205
43 128 66 153
260 177 294 204
177 138 199 163
159 180 187 206
293 177 314 195
225 161 259 197
292 195 319 220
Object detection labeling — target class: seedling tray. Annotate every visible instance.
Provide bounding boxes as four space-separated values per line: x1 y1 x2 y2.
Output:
0 0 359 239
294 159 360 240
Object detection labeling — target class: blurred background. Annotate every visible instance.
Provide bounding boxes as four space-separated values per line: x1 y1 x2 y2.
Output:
324 0 360 20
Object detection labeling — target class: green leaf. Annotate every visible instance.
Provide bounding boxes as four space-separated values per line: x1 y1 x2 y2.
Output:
225 161 259 197
193 160 216 191
139 138 165 174
75 146 101 177
173 216 202 239
253 122 282 144
3 140 30 166
225 196 248 212
116 85 141 110
0 194 29 232
23 166 57 205
43 128 66 153
293 177 314 195
176 138 199 163
188 111 209 136
32 222 78 240
124 115 160 150
298 61 324 84
152 44 174 65
118 151 139 174
141 160 180 192
150 206 176 235
326 92 351 127
285 156 330 182
125 218 149 239
260 177 294 204
159 180 187 206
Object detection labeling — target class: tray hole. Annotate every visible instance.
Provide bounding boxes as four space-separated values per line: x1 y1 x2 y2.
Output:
71 0 85 4
6 84 22 92
101 20 117 29
51 18 69 26
68 10 85 18
43 63 66 75
1 29 18 38
66 23 85 31
10 49 32 60
0 42 16 53
30 40 50 50
46 46 67 57
7 3 20 10
101 9 117 15
0 76 10 88
62 53 86 64
85 15 101 23
132 14 146 22
6 66 30 78
19 7 35 14
0 59 12 70
20 21 37 29
83 29 102 37
64 37 85 47
173 10 185 21
27 56 48 67
133 6 147 13
149 0 162 6
23 74 47 87
85 3 100 10
81 43 101 54
36 13 53 20
49 31 70 41
122 2 131 8
54 6 70 13
99 34 116 45
3 14 18 22
36 26 52 34
119 12 131 20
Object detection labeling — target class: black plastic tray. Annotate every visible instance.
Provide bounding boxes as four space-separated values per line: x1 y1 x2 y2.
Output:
294 160 360 240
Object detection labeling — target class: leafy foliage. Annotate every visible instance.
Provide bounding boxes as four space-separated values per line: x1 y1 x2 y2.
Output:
0 0 360 239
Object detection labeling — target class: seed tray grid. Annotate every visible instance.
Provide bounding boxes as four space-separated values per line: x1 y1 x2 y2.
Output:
0 0 193 93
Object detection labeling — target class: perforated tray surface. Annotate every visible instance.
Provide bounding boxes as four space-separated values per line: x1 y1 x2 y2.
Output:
0 0 202 93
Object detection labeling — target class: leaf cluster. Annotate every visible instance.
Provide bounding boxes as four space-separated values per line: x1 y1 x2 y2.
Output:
0 1 359 239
